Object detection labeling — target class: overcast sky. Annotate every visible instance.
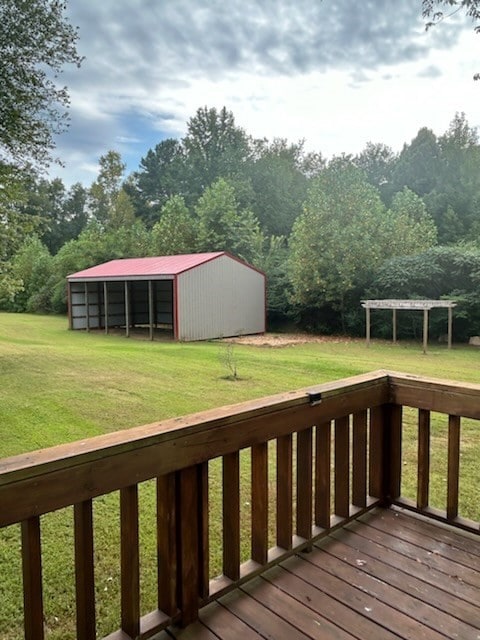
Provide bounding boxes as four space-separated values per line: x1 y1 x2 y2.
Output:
53 0 479 186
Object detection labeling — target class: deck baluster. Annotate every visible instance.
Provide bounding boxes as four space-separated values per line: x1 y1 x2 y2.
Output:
222 452 240 581
334 416 350 519
21 516 44 640
447 415 461 521
157 473 178 617
251 442 268 564
296 427 313 541
352 410 367 508
276 434 293 549
120 485 140 638
315 422 331 529
177 466 200 626
417 409 431 510
74 500 96 640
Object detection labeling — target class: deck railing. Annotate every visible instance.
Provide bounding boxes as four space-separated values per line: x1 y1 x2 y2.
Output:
0 371 479 639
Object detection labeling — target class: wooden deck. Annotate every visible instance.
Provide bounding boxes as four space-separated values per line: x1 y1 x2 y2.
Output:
163 508 480 640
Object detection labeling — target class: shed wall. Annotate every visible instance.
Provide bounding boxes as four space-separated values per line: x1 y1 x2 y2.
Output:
177 255 265 341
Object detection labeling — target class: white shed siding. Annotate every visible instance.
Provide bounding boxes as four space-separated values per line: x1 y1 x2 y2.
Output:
177 255 265 341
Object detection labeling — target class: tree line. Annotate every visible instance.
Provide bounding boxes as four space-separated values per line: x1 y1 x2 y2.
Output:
2 106 480 341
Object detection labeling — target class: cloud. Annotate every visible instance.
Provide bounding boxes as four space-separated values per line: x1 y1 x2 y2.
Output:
49 0 477 185
417 64 443 78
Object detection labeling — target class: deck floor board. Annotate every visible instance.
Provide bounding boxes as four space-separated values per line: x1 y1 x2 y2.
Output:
165 509 480 640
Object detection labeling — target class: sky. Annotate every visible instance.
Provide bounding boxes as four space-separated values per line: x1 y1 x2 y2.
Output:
52 0 480 186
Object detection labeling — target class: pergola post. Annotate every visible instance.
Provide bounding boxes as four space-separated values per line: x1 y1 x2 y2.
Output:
148 280 154 341
362 299 455 353
365 306 370 348
423 309 429 355
84 283 90 332
104 282 109 335
448 306 453 349
124 281 130 338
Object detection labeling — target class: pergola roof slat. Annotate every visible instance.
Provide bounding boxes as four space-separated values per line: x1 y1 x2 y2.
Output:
362 299 456 310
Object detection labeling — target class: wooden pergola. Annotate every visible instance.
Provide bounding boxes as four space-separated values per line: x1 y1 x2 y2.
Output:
361 299 456 353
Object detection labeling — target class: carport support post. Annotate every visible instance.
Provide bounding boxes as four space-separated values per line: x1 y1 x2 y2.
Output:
67 281 73 330
392 309 397 344
124 281 130 338
104 282 109 335
148 280 154 341
84 283 90 332
423 309 429 355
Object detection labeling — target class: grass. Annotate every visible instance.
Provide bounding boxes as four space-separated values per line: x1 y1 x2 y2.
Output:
0 312 479 639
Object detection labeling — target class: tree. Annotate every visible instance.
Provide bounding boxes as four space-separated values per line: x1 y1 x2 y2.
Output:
423 1 480 32
425 113 480 242
247 139 308 236
385 187 438 256
391 128 443 197
289 160 388 331
184 106 251 197
0 0 82 168
288 159 438 333
126 139 189 226
0 167 41 300
1 236 53 312
369 244 480 341
151 195 198 255
355 142 397 205
195 177 263 264
89 150 136 229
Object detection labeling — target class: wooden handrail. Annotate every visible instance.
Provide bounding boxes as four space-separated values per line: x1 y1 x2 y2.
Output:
1 370 479 640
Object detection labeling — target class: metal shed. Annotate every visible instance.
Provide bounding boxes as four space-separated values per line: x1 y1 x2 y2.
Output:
67 252 266 341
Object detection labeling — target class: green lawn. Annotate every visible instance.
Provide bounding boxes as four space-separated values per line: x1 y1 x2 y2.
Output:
1 312 479 458
0 312 479 639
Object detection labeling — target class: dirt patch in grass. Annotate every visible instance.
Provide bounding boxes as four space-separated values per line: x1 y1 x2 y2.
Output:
224 332 362 347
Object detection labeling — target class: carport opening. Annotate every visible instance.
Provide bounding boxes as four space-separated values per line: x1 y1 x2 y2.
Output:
70 279 174 340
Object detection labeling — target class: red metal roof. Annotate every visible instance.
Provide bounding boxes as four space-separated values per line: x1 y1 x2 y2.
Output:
67 253 225 280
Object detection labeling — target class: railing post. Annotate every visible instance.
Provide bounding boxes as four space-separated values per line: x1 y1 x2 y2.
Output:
369 404 402 506
176 465 207 627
